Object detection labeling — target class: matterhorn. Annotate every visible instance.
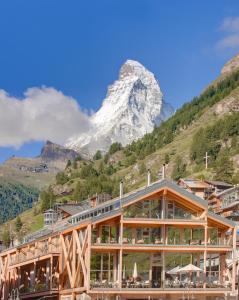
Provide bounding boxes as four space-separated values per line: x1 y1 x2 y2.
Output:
66 60 173 155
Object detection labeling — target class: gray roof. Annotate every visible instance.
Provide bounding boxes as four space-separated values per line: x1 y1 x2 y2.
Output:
217 186 239 198
208 211 235 227
222 201 239 210
120 179 208 209
59 205 89 216
205 180 233 188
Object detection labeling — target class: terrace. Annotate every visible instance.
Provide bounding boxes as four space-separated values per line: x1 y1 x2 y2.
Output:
90 252 232 291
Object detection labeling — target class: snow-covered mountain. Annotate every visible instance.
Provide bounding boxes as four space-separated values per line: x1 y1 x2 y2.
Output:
66 60 173 155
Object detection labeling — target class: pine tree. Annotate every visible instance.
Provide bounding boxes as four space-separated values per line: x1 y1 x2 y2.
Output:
2 228 11 247
164 153 170 164
214 152 234 183
15 216 23 232
172 156 187 181
139 162 146 175
66 160 72 168
93 150 102 160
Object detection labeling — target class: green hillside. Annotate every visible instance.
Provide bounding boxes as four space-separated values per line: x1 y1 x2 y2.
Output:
0 180 39 224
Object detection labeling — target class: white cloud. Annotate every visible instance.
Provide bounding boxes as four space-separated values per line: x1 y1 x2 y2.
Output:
220 17 239 32
216 34 239 50
216 16 239 50
0 87 91 148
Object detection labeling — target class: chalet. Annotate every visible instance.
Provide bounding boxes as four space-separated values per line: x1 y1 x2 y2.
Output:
0 178 237 300
177 179 212 199
208 186 239 215
205 180 233 195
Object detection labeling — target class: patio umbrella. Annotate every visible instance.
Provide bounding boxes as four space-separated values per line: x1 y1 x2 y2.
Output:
133 262 138 279
178 264 203 273
167 266 181 275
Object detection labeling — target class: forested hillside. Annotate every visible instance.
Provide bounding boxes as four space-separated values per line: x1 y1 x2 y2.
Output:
0 180 39 223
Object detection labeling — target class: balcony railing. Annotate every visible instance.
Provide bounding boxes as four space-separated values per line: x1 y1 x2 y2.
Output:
90 278 231 290
92 237 232 247
9 246 60 266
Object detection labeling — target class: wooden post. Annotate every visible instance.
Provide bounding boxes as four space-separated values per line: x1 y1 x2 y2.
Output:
162 251 165 288
72 232 76 287
118 249 122 289
86 224 91 292
203 224 208 288
232 227 237 293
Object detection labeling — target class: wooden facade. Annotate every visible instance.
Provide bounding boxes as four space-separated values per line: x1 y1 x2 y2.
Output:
0 179 237 300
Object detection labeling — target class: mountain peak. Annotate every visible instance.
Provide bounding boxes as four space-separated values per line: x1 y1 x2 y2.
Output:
41 140 79 162
120 59 149 79
66 60 173 155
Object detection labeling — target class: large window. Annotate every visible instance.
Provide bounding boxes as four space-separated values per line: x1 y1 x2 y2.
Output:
90 253 116 288
92 225 119 244
165 253 204 288
123 199 161 219
166 200 196 219
167 227 204 245
123 227 162 244
122 253 162 288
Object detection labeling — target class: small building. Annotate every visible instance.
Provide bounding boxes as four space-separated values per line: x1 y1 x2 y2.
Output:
43 209 58 226
210 186 239 218
177 178 212 199
89 193 112 208
205 180 233 194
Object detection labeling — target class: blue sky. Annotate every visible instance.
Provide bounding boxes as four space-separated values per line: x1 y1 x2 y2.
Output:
0 0 239 163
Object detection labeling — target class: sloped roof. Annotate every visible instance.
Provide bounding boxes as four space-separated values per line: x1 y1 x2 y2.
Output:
179 179 210 189
59 205 87 216
208 211 235 227
120 179 208 209
216 186 239 198
69 179 235 228
205 180 233 188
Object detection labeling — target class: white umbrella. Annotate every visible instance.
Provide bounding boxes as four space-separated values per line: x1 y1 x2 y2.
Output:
133 262 138 279
178 264 203 273
167 266 181 275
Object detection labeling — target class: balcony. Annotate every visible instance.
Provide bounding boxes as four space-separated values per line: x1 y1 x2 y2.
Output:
9 245 60 266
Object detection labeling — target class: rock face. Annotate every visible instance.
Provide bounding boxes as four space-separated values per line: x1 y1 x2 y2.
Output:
66 60 173 155
40 140 79 162
221 53 239 75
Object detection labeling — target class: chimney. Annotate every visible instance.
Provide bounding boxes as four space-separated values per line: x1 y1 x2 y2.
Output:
147 169 151 186
120 180 123 198
162 164 166 180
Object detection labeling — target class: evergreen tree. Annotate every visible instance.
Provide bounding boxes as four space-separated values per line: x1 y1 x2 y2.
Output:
2 228 11 247
93 150 102 160
214 152 234 183
66 160 72 168
56 172 68 184
75 155 82 161
109 142 122 155
73 181 88 202
15 216 23 232
40 190 55 212
139 162 146 175
164 153 170 164
172 156 187 181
